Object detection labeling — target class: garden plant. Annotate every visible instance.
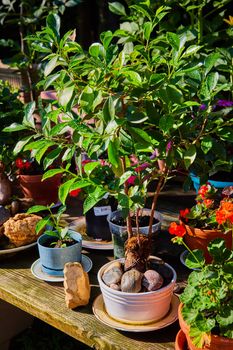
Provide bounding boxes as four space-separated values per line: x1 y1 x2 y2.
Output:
3 1 233 272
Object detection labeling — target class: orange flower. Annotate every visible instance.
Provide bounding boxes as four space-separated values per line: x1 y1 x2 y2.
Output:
169 222 186 237
224 15 233 26
216 201 233 225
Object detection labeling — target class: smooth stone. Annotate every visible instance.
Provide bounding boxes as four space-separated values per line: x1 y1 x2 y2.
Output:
121 269 143 293
142 269 163 291
102 262 123 286
109 283 121 291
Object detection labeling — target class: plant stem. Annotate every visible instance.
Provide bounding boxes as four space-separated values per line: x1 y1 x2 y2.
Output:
197 5 203 45
181 238 203 266
121 157 133 238
148 174 165 239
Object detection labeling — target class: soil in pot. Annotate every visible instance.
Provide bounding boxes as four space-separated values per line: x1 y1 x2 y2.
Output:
111 215 159 227
209 171 233 182
41 236 77 248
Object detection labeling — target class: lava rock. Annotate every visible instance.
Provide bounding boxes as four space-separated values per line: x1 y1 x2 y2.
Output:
142 269 163 291
102 261 123 286
121 269 143 293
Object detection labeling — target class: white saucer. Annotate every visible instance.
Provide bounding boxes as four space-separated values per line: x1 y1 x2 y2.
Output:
31 254 93 282
0 242 37 256
180 250 200 271
92 294 179 332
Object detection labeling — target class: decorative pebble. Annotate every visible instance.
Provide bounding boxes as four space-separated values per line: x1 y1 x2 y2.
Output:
121 269 143 293
109 283 121 291
102 261 123 286
142 270 163 291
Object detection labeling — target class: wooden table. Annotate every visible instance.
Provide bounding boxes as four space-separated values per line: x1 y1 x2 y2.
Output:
0 189 194 350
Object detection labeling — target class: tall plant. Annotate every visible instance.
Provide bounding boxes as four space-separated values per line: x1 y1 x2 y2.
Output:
4 1 233 270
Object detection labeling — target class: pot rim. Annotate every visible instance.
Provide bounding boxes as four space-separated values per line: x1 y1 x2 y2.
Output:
37 230 82 250
107 209 163 229
98 256 177 297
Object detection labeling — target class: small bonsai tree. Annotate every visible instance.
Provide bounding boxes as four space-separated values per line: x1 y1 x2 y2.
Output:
4 2 233 271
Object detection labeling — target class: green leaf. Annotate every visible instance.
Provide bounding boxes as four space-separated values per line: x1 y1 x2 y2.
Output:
43 148 62 169
103 96 115 122
204 52 220 75
166 32 180 51
35 217 51 234
83 161 99 176
218 127 233 141
58 85 74 107
79 86 94 113
108 140 119 168
100 30 113 49
13 135 34 155
182 45 202 58
206 72 219 92
89 43 105 58
70 180 90 190
3 123 28 132
143 22 152 41
27 205 49 214
128 127 151 144
159 115 174 133
201 136 213 154
184 145 197 169
46 13 60 38
185 250 205 269
42 169 64 180
123 71 142 86
23 102 36 128
44 56 58 77
108 2 126 16
44 72 61 90
59 178 76 204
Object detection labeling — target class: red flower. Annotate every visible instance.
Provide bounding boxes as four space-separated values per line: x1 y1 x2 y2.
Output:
69 189 81 197
169 222 186 237
198 184 211 198
24 161 31 170
179 208 190 221
15 158 25 169
203 199 214 208
127 175 137 185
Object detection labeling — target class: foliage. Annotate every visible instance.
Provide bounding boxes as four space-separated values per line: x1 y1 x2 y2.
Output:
27 203 71 247
3 1 233 241
0 80 24 170
173 183 233 232
0 0 83 101
178 239 233 347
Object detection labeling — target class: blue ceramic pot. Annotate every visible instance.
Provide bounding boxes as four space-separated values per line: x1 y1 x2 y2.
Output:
37 230 82 276
190 173 233 193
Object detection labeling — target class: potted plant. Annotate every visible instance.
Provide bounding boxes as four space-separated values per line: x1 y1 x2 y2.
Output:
170 230 233 350
27 203 82 276
3 1 233 323
169 183 233 262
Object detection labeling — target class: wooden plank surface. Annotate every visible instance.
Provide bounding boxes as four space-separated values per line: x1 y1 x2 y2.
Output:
0 188 194 350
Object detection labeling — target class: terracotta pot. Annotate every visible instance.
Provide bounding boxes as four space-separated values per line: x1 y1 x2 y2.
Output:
175 329 188 350
19 174 61 205
178 303 233 350
184 224 232 263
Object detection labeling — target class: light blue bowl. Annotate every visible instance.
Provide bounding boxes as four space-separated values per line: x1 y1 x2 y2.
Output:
190 173 233 193
37 230 82 276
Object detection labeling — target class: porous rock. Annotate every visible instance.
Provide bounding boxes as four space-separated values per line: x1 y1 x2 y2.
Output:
142 269 163 291
109 283 121 291
121 269 143 293
102 261 123 286
63 262 90 309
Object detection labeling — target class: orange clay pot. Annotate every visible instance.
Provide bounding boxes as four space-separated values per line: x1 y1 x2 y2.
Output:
178 303 233 350
19 174 61 205
184 224 232 263
175 329 188 350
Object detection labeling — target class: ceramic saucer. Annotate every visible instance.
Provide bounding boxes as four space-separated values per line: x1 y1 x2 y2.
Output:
31 254 93 282
180 250 200 271
0 242 37 256
69 217 113 250
92 294 179 332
